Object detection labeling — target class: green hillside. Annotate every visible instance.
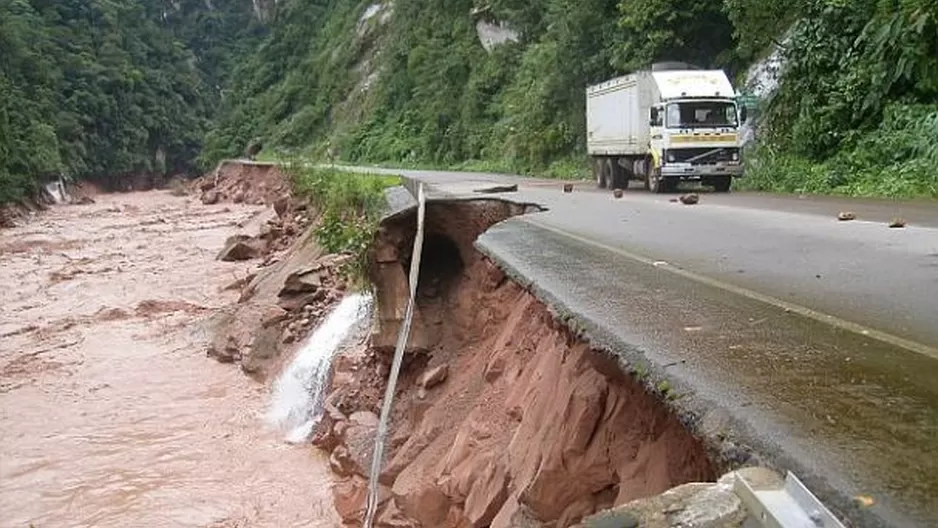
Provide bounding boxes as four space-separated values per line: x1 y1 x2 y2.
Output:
3 0 937 201
0 0 263 200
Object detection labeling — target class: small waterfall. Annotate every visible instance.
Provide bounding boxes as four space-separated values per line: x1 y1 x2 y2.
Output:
266 293 373 443
44 178 69 204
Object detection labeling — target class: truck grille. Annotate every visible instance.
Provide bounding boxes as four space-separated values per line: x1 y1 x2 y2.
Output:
667 147 738 164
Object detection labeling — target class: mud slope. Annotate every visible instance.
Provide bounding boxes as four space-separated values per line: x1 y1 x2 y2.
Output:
316 200 715 527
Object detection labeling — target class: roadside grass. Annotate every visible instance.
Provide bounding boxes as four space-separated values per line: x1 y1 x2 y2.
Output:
739 105 938 199
738 147 938 199
286 163 401 287
324 155 592 181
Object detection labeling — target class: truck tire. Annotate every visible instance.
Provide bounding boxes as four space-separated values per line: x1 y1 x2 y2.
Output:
602 158 616 190
594 157 607 189
610 158 628 190
712 175 732 193
647 168 669 194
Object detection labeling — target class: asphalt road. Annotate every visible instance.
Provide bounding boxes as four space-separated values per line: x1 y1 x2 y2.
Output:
363 167 938 353
352 165 938 527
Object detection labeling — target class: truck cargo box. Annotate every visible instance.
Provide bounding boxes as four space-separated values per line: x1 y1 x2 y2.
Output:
586 72 655 157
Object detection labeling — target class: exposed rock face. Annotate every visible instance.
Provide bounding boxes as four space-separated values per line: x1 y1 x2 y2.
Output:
191 160 294 208
199 160 352 381
317 200 713 527
575 467 781 528
206 243 351 379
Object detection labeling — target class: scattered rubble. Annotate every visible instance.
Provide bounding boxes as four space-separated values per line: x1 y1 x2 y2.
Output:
837 211 856 221
216 234 265 261
206 243 352 379
613 189 624 199
888 217 906 228
190 160 292 207
201 190 220 205
679 193 700 205
563 184 574 193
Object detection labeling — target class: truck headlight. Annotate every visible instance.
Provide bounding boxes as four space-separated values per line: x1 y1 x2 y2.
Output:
667 152 675 162
732 152 739 161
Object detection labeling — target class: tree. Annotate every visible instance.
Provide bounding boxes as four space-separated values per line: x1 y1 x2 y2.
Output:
614 0 736 72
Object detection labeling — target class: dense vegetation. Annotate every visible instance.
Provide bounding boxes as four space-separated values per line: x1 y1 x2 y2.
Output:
202 0 746 179
740 0 938 197
3 0 937 202
290 165 400 283
0 0 263 202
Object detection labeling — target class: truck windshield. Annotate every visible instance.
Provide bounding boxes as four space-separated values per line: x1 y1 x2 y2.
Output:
666 101 738 128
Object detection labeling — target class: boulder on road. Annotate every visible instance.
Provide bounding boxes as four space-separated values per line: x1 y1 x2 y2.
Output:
679 193 699 205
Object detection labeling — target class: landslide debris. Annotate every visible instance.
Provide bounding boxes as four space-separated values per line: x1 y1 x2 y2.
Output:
201 160 353 380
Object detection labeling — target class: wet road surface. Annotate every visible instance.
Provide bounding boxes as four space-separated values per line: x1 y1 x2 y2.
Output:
0 192 338 527
480 220 938 528
348 165 938 527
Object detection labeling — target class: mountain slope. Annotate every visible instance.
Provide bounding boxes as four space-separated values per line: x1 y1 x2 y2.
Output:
0 0 263 200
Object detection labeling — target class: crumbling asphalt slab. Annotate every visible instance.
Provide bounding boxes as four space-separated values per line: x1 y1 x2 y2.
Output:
364 166 938 528
477 218 936 528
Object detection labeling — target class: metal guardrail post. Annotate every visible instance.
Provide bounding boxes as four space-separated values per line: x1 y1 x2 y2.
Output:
362 183 426 528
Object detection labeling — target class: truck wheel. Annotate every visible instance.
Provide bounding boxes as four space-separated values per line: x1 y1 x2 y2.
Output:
610 158 628 190
647 168 668 194
594 158 608 189
602 158 616 190
712 176 732 193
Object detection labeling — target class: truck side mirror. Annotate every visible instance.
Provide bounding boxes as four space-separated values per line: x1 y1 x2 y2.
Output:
650 108 659 126
739 105 748 123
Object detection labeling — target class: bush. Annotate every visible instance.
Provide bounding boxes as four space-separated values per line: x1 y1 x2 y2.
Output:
741 104 938 198
289 165 401 285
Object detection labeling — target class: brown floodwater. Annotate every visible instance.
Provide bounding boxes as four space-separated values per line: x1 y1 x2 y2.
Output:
0 191 339 527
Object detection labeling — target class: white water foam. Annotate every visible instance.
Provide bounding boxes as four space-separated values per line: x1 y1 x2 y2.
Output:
44 179 68 204
266 292 373 443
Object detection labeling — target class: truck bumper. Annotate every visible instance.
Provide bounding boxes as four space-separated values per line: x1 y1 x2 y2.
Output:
661 163 743 179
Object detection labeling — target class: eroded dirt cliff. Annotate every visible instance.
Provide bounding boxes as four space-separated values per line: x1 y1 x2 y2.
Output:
315 200 715 527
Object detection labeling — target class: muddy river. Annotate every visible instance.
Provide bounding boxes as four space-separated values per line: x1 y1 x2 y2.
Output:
0 191 338 527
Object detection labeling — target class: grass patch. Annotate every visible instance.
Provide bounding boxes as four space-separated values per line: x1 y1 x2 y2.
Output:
287 164 401 287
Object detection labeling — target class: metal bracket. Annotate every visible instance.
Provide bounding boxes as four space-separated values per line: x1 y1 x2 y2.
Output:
734 471 846 528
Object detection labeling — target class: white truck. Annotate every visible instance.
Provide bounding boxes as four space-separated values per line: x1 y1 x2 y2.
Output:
586 63 746 193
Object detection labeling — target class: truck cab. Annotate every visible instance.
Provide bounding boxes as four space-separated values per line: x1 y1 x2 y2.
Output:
647 71 745 192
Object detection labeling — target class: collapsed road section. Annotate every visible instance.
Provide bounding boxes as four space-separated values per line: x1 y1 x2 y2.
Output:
312 197 723 527
196 162 891 527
